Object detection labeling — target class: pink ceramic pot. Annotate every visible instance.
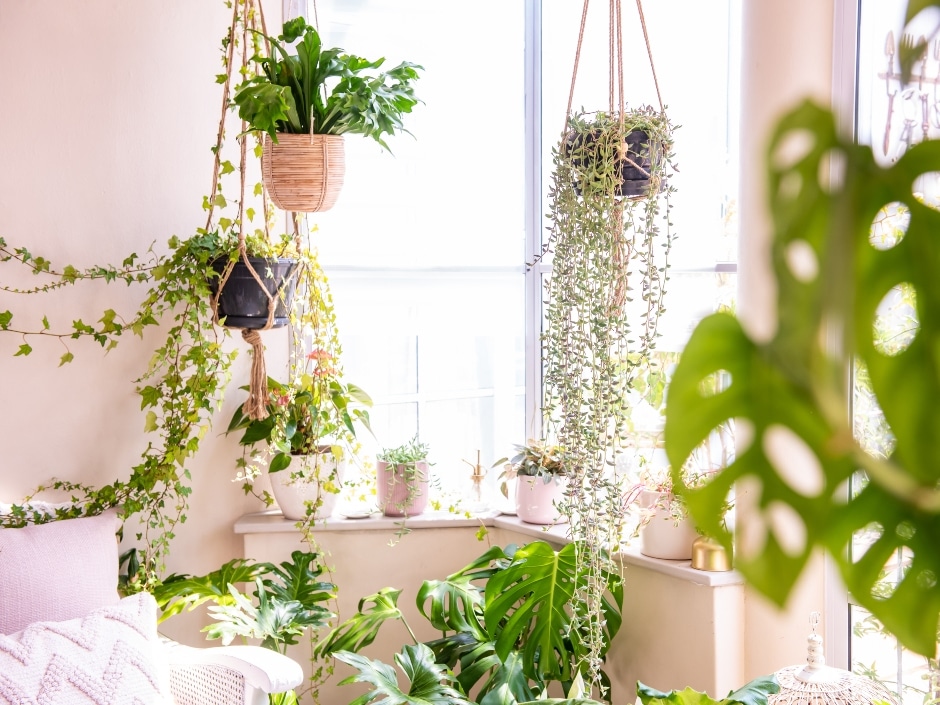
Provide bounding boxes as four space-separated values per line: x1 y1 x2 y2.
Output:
516 475 568 525
638 489 698 560
377 460 429 517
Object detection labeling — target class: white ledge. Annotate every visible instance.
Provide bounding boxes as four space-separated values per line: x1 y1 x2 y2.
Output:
234 510 744 588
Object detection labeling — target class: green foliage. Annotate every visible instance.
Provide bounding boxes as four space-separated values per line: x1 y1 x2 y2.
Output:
636 675 780 705
485 542 622 685
154 557 266 622
335 643 473 705
319 541 623 704
228 371 372 474
378 435 431 465
663 100 940 657
542 106 676 686
506 439 568 479
233 17 422 150
155 551 335 654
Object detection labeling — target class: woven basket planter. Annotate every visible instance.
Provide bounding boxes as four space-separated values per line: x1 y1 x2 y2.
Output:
261 133 346 213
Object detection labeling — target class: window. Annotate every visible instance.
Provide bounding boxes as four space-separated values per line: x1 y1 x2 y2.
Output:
852 1 940 700
305 1 740 506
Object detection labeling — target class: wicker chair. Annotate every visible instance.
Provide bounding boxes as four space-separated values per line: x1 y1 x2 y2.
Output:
0 508 303 704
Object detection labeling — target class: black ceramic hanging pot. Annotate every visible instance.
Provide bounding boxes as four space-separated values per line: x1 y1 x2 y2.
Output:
567 126 662 198
209 257 299 329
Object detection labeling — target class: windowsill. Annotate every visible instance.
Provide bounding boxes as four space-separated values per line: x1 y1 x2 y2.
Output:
235 509 744 588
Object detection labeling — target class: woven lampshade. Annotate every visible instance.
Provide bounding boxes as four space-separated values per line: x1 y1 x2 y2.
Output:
261 133 345 213
770 615 899 705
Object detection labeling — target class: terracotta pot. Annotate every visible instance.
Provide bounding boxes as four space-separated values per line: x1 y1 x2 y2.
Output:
377 460 429 517
638 489 697 560
516 475 568 525
269 451 345 521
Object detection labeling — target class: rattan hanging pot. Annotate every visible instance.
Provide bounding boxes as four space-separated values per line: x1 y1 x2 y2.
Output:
261 133 346 213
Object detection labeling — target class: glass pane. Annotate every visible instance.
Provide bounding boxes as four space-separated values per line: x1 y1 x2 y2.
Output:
309 0 525 268
327 272 525 474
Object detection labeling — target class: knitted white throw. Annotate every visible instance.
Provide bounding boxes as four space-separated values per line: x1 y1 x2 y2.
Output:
0 593 171 705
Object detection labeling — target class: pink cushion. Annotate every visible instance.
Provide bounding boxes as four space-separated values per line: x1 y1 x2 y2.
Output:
0 593 171 704
0 511 121 634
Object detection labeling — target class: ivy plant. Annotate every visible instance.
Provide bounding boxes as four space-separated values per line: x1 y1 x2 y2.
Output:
664 99 940 658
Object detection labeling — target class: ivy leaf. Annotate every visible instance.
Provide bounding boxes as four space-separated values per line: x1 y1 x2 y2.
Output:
0 311 11 329
59 352 74 366
14 343 32 357
139 385 161 409
42 316 50 330
220 160 235 175
144 410 158 432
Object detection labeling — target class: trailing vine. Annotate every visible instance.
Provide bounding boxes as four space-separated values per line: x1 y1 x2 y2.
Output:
542 106 677 688
0 0 298 586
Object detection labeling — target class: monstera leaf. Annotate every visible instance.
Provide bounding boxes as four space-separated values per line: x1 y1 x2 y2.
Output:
335 643 472 705
417 544 511 639
664 100 940 656
485 542 622 683
316 587 407 657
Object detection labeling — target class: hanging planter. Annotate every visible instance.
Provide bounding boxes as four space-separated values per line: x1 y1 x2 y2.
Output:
566 109 669 199
234 17 422 213
209 256 299 329
261 134 345 213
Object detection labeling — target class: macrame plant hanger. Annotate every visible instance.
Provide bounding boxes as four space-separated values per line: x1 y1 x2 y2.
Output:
565 0 665 136
207 0 303 421
564 0 666 312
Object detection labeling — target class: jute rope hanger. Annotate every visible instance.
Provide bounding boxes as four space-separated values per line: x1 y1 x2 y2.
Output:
561 0 667 311
206 0 303 421
564 0 665 135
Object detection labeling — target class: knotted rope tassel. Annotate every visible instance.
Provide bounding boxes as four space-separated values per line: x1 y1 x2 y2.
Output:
241 328 269 420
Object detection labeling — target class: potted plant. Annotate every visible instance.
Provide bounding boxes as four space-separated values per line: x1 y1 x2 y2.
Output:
233 16 422 212
626 467 698 560
228 348 373 521
565 107 673 199
376 436 431 518
502 439 569 525
154 550 336 705
316 540 624 703
205 229 301 330
542 98 677 679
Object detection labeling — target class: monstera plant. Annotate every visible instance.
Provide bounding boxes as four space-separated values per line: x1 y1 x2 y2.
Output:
316 541 624 704
664 97 940 658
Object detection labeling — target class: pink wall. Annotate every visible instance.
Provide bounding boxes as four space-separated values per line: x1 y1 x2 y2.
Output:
0 0 279 642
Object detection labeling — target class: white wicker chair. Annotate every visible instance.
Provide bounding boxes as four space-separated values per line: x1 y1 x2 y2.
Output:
0 506 304 704
164 640 303 705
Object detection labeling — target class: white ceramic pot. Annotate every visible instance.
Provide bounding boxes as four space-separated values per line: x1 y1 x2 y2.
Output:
377 461 429 517
269 452 345 521
638 489 697 560
516 475 568 525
